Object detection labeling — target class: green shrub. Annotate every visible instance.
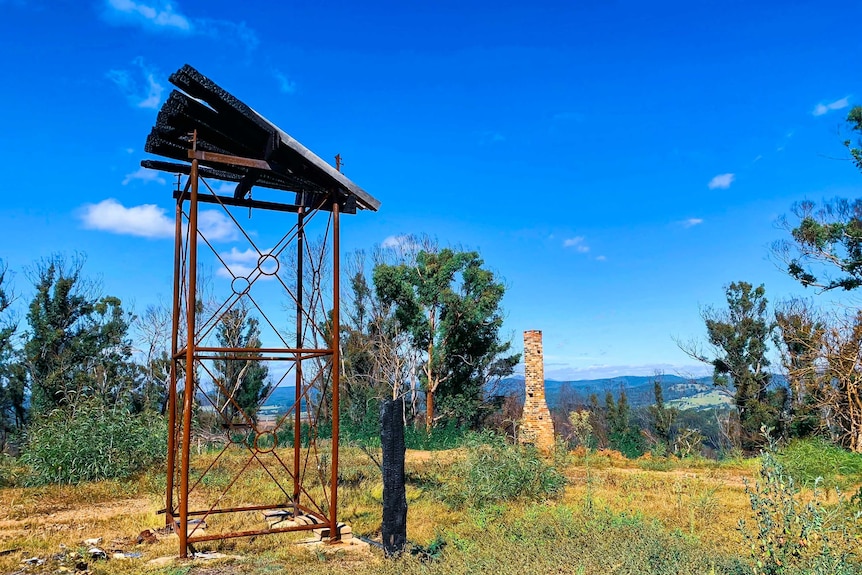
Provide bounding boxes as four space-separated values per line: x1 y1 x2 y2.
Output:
740 448 861 575
21 401 167 485
0 453 25 487
404 420 469 450
441 431 566 509
775 437 862 489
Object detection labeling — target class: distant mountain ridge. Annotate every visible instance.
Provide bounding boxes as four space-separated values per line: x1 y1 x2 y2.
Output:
497 373 786 411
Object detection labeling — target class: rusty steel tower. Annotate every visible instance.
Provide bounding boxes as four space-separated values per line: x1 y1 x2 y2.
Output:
141 65 379 557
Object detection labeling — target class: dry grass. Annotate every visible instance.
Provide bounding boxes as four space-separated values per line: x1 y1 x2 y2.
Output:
0 445 808 575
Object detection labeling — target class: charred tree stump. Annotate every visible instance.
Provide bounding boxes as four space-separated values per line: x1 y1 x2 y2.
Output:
380 398 407 556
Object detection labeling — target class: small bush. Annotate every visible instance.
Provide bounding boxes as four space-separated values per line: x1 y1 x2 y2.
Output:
775 437 862 488
0 453 25 487
440 431 566 509
740 448 861 575
21 401 167 485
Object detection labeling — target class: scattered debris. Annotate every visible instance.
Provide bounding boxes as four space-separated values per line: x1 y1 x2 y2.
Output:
21 557 44 566
192 551 240 561
136 529 158 544
0 548 22 556
112 551 142 560
83 538 101 546
87 547 107 561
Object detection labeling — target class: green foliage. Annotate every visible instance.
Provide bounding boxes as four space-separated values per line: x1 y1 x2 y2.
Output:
0 260 25 441
22 255 138 416
776 106 862 292
605 390 646 457
775 437 862 489
567 409 594 448
373 247 518 429
694 282 784 449
21 400 167 484
403 420 469 450
740 447 861 575
648 379 679 448
212 305 270 424
440 431 566 509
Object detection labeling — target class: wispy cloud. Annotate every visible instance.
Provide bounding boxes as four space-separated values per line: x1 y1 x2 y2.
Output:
563 236 590 253
101 1 259 51
107 57 164 109
122 166 166 186
103 0 191 31
80 198 236 241
80 199 173 238
273 70 296 94
478 131 506 145
216 247 275 279
595 255 607 261
812 96 850 117
198 211 237 242
681 218 704 228
707 173 735 190
381 234 419 251
196 19 259 52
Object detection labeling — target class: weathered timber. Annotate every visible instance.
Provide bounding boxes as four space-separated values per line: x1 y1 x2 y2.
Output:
381 398 407 556
142 64 380 213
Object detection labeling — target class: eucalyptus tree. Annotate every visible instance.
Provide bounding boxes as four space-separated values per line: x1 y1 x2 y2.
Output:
373 246 517 431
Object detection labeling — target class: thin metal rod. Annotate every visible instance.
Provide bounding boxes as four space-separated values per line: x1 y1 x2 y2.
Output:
294 207 304 513
165 197 183 527
178 132 200 558
329 199 341 540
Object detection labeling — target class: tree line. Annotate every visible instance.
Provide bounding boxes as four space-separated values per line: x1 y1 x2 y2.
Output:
4 107 862 471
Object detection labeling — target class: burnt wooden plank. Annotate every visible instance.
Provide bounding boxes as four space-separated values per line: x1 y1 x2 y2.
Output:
144 65 380 212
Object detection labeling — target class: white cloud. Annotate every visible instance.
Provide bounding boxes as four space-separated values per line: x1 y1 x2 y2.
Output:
103 0 191 31
198 210 237 242
80 199 173 238
107 57 164 110
812 97 850 117
196 19 259 52
122 166 166 186
80 198 237 242
563 236 590 253
707 173 735 190
212 181 237 195
273 70 297 95
216 247 275 279
681 218 703 228
381 234 419 251
102 1 259 52
595 255 607 261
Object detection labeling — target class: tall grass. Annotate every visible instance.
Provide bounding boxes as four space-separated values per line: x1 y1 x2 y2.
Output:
440 432 566 509
775 437 862 488
741 447 861 575
21 401 166 485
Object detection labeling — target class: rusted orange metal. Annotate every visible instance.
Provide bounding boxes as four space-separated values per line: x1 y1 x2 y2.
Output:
145 65 377 557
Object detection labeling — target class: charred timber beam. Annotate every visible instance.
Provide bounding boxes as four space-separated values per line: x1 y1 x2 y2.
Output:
140 160 325 196
173 190 301 213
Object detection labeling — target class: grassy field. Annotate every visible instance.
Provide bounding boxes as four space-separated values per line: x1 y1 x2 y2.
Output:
0 443 858 575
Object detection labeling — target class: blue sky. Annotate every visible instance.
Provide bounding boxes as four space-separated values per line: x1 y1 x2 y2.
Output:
1 0 861 379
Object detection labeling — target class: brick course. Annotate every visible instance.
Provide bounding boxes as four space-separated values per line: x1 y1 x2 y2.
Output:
519 330 555 453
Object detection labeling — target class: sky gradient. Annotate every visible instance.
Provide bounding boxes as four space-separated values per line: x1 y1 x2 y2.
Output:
1 0 861 379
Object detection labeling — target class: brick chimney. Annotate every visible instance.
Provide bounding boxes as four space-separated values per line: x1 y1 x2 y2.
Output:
519 330 555 452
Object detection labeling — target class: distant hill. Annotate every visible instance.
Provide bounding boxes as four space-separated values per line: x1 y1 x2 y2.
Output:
259 386 307 416
497 373 785 411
